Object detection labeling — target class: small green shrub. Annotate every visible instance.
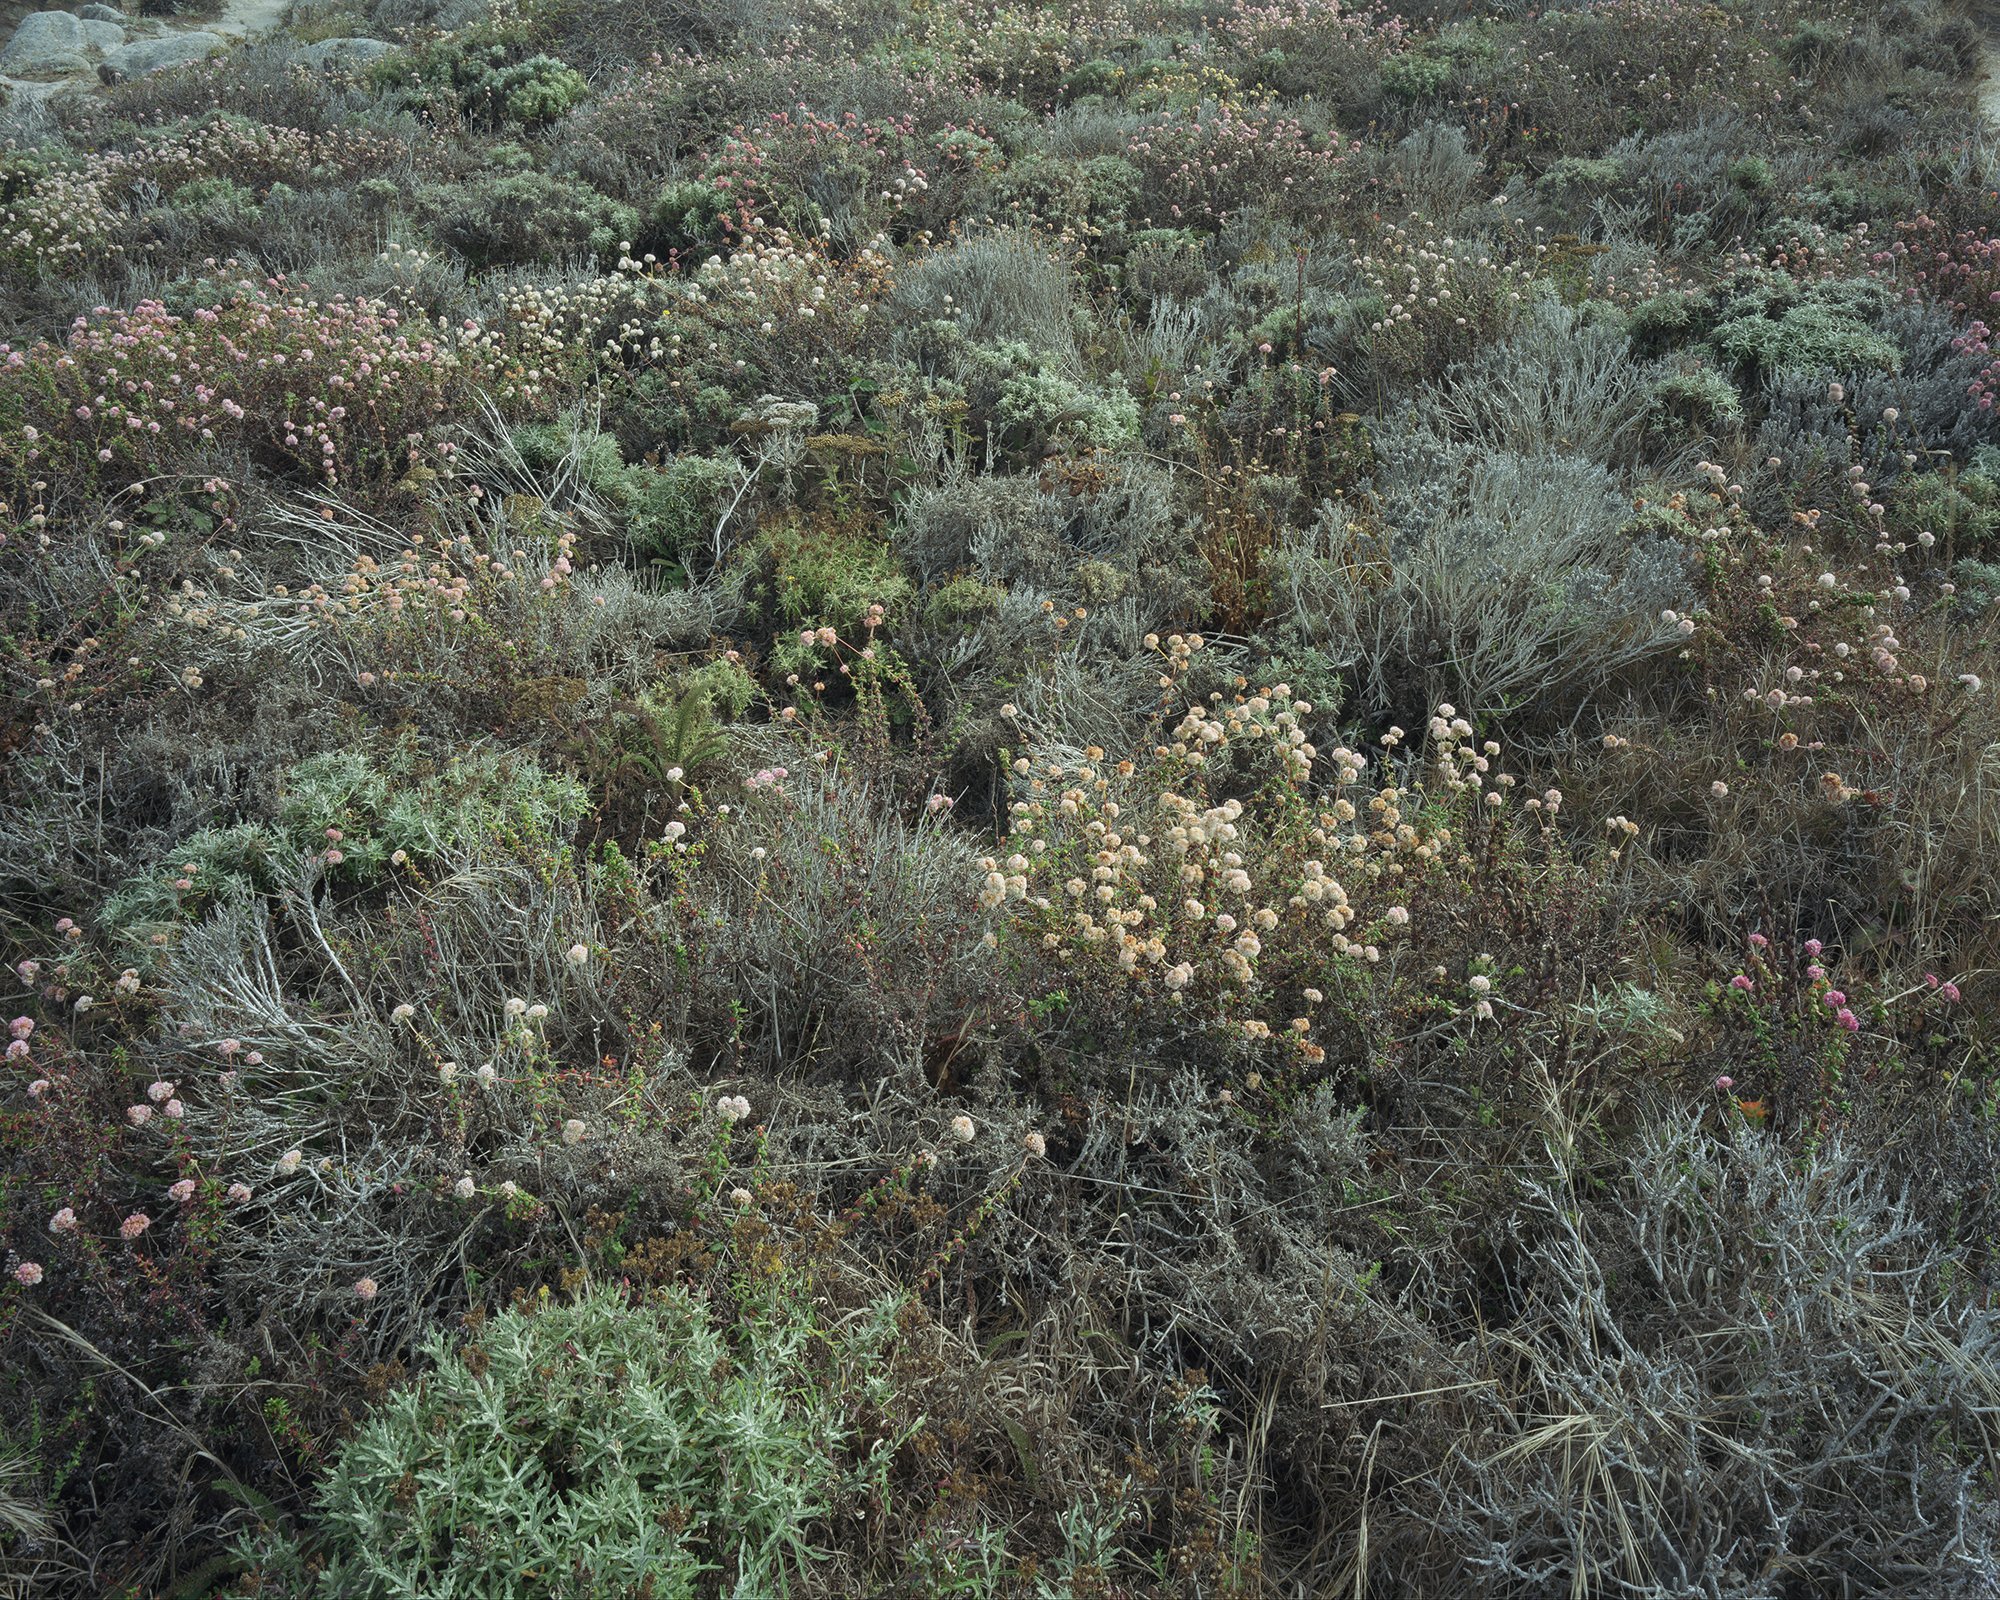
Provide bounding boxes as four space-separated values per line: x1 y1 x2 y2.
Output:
649 177 733 257
1889 469 2000 554
755 516 912 640
427 170 637 267
1725 155 1774 195
101 747 589 946
374 33 588 129
1709 275 1902 377
490 55 589 126
1379 49 1454 101
242 1283 913 1599
629 453 737 569
979 341 1140 451
1535 156 1623 198
1648 366 1743 437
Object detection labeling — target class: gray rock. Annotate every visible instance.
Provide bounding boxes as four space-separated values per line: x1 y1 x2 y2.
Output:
0 12 92 77
292 35 395 70
76 4 125 20
79 17 123 48
97 29 224 80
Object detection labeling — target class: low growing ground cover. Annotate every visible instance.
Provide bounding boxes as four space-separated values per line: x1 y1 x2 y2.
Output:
5 0 2000 1593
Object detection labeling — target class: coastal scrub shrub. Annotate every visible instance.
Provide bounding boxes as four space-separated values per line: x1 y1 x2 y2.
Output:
0 276 490 497
99 744 591 949
241 1282 912 1598
426 170 640 268
1276 429 1691 719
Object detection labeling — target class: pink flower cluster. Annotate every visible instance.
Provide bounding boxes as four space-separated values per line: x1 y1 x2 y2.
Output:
1126 107 1348 226
2 276 492 491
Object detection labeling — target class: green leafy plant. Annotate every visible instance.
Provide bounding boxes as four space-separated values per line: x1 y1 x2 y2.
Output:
240 1282 914 1598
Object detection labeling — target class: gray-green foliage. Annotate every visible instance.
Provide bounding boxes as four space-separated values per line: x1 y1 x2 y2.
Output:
1278 424 1690 716
1631 270 1905 379
509 420 736 566
246 1283 912 1599
101 746 588 945
1647 365 1743 438
985 341 1140 449
427 169 640 268
1710 278 1902 375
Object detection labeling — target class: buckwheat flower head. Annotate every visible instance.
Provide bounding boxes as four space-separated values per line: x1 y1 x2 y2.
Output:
227 1183 252 1203
717 1094 751 1123
526 1003 548 1021
275 1148 303 1175
168 1178 196 1203
8 1017 31 1040
147 1080 174 1103
561 1118 586 1146
390 1003 416 1023
438 1061 457 1083
14 1262 42 1287
499 1181 519 1200
503 997 527 1019
730 1187 754 1207
453 1176 476 1200
1384 906 1409 926
1468 974 1491 994
1023 1131 1047 1158
949 1114 976 1143
566 944 590 966
126 1104 153 1127
120 1212 151 1241
353 1276 377 1301
1715 1075 1734 1091
477 1063 498 1089
5 1041 27 1061
50 1207 77 1233
1471 999 1494 1021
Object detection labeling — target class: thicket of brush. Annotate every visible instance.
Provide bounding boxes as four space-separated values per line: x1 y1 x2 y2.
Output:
5 0 2000 1593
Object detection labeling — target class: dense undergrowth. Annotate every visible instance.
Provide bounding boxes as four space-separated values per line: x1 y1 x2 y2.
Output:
4 0 2000 1593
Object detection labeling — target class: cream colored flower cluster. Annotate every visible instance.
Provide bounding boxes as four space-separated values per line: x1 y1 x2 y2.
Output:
978 641 1509 1057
